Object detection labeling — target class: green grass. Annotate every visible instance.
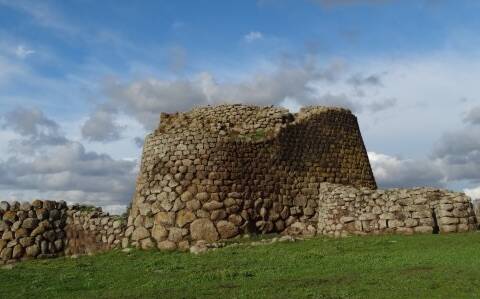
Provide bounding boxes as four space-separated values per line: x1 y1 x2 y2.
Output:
2 233 480 298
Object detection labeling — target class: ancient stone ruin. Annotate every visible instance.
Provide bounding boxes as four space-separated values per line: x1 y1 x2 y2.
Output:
125 104 476 251
0 201 125 263
0 104 477 263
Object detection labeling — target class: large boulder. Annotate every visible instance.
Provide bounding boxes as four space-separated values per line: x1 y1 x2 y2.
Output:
216 221 239 239
25 244 40 257
190 219 219 242
131 227 150 241
176 210 196 227
151 224 168 242
157 240 176 251
12 244 23 259
22 218 39 229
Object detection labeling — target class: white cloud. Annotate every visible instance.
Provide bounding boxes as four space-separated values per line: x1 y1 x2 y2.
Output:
0 106 137 212
463 105 480 125
368 151 445 188
15 45 35 59
81 106 124 142
97 55 392 130
244 31 264 43
465 186 480 201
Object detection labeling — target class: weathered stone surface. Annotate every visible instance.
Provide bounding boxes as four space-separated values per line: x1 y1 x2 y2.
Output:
113 220 122 229
131 227 150 241
178 240 190 252
2 231 13 241
25 244 40 257
157 240 177 251
20 202 32 211
12 244 23 259
440 225 457 233
210 210 226 221
414 226 433 233
228 214 243 226
439 217 459 225
186 200 201 211
316 183 475 237
216 221 239 239
30 222 47 237
176 210 196 227
15 228 28 238
195 192 210 202
359 213 376 221
340 216 355 223
155 212 175 226
22 218 39 229
151 224 168 242
168 228 185 242
203 201 223 211
3 211 17 222
1 247 13 260
190 241 208 255
190 219 219 242
140 238 155 250
180 191 194 202
0 201 10 211
31 200 42 209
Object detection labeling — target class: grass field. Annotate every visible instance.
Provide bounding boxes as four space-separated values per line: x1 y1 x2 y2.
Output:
2 233 480 298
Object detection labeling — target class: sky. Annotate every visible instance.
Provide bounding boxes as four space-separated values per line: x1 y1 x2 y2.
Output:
1 0 480 214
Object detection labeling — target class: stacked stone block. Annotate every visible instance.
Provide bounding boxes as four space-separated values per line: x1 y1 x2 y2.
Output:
3 104 476 261
64 205 126 255
317 183 477 237
0 200 69 263
128 104 376 250
0 200 126 264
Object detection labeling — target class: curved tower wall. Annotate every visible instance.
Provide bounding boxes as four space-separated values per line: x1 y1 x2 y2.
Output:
127 105 376 250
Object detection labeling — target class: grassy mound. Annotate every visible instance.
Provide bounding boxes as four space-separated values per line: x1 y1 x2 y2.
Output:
2 233 480 298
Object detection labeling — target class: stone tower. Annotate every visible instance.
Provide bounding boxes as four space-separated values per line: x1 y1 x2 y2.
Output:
126 104 376 250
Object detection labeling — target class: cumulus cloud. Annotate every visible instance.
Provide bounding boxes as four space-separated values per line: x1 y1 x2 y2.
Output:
347 73 383 87
0 142 135 192
81 106 124 142
366 98 397 112
1 106 68 148
133 137 144 148
372 112 480 189
463 105 480 125
0 106 137 213
368 151 445 188
465 186 480 201
244 31 264 43
98 56 387 130
432 128 480 183
104 76 209 130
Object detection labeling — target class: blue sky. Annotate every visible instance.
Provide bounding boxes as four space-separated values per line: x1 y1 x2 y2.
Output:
1 0 480 213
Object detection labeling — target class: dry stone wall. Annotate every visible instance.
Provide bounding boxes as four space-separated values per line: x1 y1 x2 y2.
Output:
128 104 376 250
64 205 126 255
317 183 477 237
0 200 125 264
2 104 477 261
